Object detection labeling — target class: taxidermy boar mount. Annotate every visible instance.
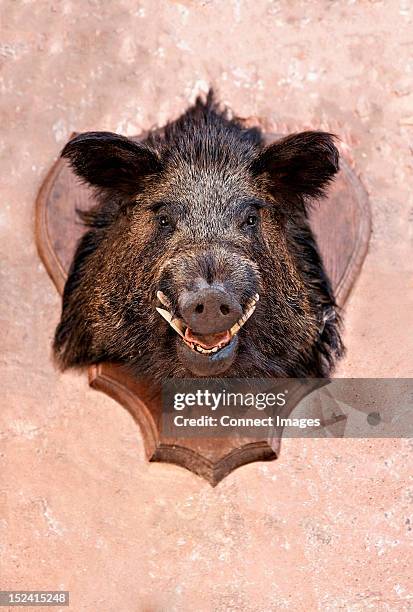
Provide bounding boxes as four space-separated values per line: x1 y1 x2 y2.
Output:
36 91 370 485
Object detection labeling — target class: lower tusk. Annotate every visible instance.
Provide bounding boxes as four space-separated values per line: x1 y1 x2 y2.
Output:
229 298 258 337
229 294 259 336
156 307 185 338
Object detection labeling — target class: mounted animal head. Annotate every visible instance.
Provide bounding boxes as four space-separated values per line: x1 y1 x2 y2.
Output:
54 92 343 379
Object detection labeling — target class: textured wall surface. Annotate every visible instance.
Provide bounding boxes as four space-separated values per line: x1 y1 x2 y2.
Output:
1 1 413 610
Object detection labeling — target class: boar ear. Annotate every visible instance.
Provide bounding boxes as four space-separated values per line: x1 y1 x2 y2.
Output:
61 131 162 196
252 131 339 201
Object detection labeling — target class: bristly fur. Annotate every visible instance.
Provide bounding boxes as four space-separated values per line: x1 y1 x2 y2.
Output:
54 90 344 380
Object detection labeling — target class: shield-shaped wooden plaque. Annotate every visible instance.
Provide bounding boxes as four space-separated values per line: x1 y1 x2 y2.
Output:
35 132 371 485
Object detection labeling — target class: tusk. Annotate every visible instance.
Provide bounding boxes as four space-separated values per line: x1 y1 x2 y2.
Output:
156 307 172 323
156 307 185 338
243 293 260 313
170 320 185 338
230 322 241 336
229 300 258 337
156 291 171 309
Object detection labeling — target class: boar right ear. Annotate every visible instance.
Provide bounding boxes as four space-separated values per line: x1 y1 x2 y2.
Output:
251 131 339 202
61 131 162 197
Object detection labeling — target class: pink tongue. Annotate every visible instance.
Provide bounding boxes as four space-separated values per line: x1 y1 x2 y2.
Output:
184 328 231 349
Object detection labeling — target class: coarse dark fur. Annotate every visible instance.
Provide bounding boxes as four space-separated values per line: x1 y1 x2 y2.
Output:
54 91 344 380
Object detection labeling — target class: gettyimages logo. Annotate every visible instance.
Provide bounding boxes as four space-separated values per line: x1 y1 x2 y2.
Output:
162 378 325 438
173 388 288 411
161 378 413 439
170 386 322 431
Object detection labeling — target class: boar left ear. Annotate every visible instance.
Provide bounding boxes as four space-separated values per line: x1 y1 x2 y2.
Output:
251 131 339 201
61 131 162 197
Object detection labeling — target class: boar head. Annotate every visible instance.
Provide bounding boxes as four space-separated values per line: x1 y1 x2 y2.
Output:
54 92 343 379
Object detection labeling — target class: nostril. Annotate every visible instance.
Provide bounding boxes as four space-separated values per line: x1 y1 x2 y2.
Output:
179 288 242 334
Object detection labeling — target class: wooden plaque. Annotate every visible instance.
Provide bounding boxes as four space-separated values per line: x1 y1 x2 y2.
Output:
35 132 371 485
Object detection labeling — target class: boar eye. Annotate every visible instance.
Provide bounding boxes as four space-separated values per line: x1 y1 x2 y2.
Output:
158 215 171 228
246 214 258 227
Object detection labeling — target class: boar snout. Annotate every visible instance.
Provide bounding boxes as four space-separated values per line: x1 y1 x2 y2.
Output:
179 287 242 335
155 251 261 376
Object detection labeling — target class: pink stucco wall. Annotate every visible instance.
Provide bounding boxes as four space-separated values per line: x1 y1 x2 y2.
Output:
1 1 412 610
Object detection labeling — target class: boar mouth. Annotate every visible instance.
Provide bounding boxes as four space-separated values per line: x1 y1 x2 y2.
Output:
155 292 259 356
